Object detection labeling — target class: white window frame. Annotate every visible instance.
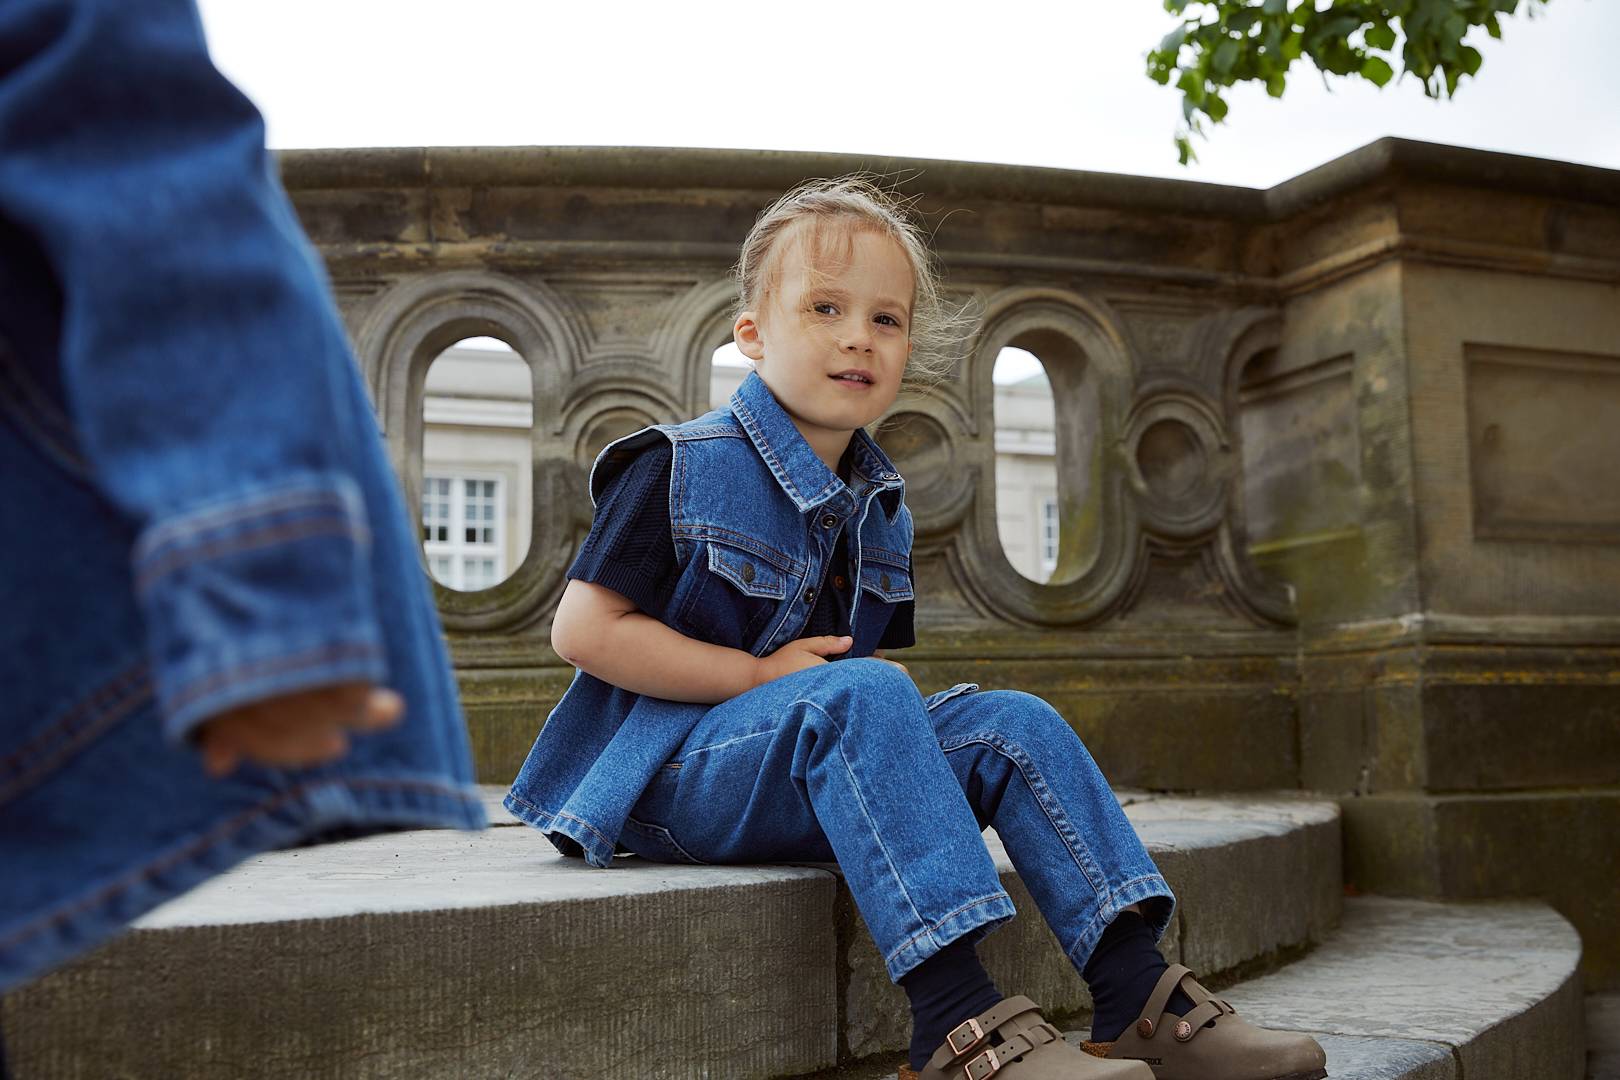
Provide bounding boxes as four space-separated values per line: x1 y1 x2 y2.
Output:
1039 496 1060 578
422 471 506 591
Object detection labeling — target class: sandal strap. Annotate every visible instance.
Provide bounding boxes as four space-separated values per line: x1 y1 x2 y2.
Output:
957 1022 1060 1080
929 996 1043 1070
1137 963 1193 1030
1173 1000 1226 1038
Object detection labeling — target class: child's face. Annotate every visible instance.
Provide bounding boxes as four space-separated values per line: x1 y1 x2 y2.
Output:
733 224 913 465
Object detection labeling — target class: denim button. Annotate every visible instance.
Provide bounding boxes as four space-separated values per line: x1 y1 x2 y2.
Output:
881 573 891 591
740 563 755 584
833 574 847 590
820 513 837 529
803 588 816 603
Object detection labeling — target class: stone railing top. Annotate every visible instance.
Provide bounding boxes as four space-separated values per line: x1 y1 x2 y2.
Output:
277 137 1620 215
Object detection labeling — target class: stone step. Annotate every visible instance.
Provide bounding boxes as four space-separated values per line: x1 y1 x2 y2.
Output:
804 898 1587 1080
1 790 1340 1078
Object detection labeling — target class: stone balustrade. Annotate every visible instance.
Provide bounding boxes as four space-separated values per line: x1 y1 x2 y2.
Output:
281 140 1620 987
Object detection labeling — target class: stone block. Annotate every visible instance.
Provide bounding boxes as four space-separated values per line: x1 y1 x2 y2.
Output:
1341 789 1620 989
1 830 839 1079
1226 898 1584 1080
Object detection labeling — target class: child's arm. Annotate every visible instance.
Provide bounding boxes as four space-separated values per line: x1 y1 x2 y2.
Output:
552 579 852 704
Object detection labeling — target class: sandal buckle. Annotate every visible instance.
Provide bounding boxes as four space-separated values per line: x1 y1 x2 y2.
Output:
964 1046 1002 1080
947 1017 986 1055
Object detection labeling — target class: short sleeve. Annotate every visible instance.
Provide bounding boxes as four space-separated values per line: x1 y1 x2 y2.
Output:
877 599 915 650
567 442 678 617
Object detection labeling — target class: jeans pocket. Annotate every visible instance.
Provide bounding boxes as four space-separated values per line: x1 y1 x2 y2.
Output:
923 682 980 711
620 815 708 865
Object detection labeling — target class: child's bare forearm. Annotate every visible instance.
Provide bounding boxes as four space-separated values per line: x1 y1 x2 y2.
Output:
560 608 760 704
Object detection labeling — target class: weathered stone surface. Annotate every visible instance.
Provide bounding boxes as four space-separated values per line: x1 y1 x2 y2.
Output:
1342 790 1620 988
1 829 839 1079
1227 897 1585 1080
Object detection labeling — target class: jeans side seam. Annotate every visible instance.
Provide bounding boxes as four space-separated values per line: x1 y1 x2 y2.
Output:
941 734 1108 899
553 809 617 850
800 698 932 946
680 727 777 758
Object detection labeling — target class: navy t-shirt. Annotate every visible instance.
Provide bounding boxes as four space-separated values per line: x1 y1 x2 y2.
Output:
567 441 915 651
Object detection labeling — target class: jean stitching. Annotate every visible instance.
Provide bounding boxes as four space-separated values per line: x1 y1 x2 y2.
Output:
1069 875 1175 968
164 640 383 717
554 809 616 850
0 776 477 952
0 664 152 807
134 484 364 562
624 815 706 865
884 892 1014 967
799 698 932 945
941 734 1108 901
0 341 93 482
681 727 776 758
134 517 369 596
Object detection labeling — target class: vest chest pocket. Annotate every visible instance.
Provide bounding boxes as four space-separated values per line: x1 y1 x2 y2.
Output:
674 540 793 652
858 560 914 603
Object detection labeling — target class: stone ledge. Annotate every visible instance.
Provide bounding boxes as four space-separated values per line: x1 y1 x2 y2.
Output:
1 791 1339 1079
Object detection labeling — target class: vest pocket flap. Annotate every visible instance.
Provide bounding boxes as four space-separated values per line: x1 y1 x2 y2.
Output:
706 542 788 599
858 561 914 602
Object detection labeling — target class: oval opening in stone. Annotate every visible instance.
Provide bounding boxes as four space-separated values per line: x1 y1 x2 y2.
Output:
421 335 533 592
993 346 1062 583
711 339 752 409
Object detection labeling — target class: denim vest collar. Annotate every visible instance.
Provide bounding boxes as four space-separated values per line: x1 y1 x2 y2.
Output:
728 370 905 522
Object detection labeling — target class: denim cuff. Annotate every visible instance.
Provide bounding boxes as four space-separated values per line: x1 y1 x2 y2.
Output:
132 473 389 743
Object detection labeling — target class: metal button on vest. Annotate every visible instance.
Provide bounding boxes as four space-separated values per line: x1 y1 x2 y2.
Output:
833 574 848 590
880 573 891 591
820 513 838 529
803 588 816 604
740 563 755 584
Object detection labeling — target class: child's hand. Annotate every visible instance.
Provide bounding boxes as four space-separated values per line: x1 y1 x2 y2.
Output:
752 635 852 689
193 682 404 778
871 649 909 676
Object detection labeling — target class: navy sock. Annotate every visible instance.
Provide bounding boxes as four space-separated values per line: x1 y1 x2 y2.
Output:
898 935 1003 1071
1082 909 1195 1043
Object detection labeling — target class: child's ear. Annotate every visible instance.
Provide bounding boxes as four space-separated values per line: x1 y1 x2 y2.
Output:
733 311 766 362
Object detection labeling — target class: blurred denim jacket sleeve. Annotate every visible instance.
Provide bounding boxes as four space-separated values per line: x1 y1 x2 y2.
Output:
0 0 391 741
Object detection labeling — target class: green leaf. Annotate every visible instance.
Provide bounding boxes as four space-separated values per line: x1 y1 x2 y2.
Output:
1176 133 1195 167
1281 31 1303 60
1213 38 1240 74
1459 44 1483 75
1159 26 1189 54
1485 13 1502 38
1263 0 1288 14
1360 55 1395 86
1365 22 1397 50
1266 70 1288 96
1205 91 1230 122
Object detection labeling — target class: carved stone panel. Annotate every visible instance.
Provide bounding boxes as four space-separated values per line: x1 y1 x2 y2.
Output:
1239 351 1360 548
1465 344 1620 542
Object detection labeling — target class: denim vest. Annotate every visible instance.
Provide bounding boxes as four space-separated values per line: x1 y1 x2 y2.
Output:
504 371 918 867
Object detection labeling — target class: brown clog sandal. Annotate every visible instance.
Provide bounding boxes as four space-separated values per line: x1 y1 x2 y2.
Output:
1079 964 1326 1080
897 995 1153 1080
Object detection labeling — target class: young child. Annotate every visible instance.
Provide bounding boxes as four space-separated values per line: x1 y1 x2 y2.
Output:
505 178 1327 1080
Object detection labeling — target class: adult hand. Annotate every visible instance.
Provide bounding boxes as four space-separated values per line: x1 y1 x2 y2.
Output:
751 635 852 689
193 682 404 778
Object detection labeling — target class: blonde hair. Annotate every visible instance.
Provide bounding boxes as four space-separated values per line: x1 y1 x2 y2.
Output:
732 174 972 397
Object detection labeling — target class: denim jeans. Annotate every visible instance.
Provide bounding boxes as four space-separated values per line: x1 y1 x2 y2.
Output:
617 658 1175 982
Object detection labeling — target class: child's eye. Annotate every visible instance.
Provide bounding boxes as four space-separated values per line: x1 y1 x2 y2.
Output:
811 302 839 316
875 313 902 328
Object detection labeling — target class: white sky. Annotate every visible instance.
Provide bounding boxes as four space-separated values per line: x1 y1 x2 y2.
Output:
199 1 1615 386
197 0 1618 188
